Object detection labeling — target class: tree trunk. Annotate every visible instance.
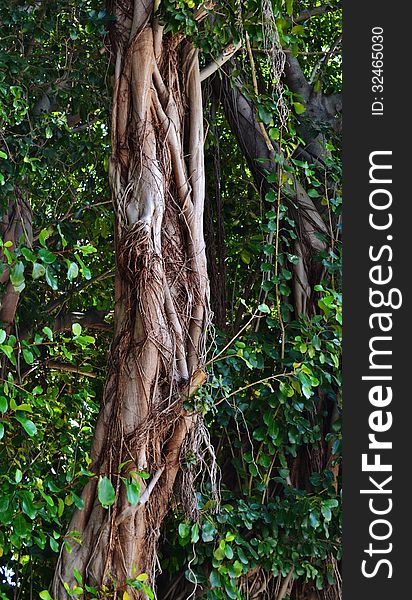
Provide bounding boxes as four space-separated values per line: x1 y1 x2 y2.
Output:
53 1 209 596
0 192 32 337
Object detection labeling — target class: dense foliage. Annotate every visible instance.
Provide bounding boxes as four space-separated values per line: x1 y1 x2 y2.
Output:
0 1 341 598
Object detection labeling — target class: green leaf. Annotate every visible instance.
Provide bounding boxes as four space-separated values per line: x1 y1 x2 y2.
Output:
72 323 82 337
45 266 58 290
321 505 332 522
21 247 37 262
39 592 53 600
38 248 56 264
258 105 273 125
0 329 6 344
98 476 115 508
0 344 15 363
74 335 95 347
125 480 140 506
209 570 221 588
0 423 4 440
22 492 37 519
291 24 305 35
191 522 199 543
178 523 190 538
269 127 280 140
0 150 7 159
14 514 31 537
78 244 97 255
50 537 59 552
0 396 7 413
141 584 154 600
258 303 270 314
15 414 37 437
73 568 83 584
67 262 79 282
10 261 25 292
32 263 46 279
293 102 306 115
309 511 320 528
39 228 52 248
42 326 53 341
23 349 34 364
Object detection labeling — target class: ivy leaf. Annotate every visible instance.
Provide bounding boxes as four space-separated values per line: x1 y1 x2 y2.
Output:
98 476 115 508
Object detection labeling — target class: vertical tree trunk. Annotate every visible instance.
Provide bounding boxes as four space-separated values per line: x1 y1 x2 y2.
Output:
0 193 32 335
53 1 209 596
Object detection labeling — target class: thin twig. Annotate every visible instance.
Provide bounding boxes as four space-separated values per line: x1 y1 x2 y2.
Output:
215 372 293 406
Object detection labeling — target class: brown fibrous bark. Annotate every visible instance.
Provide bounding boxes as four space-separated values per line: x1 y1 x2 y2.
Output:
53 1 211 596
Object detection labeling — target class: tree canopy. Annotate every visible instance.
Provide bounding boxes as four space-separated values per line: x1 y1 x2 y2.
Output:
0 1 342 598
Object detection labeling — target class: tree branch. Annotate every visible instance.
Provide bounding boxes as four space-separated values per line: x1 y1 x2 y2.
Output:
295 4 339 23
200 41 242 82
53 310 113 334
309 33 342 84
45 269 115 314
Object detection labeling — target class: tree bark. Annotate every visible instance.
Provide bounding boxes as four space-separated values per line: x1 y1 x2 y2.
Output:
0 192 32 333
53 1 209 596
